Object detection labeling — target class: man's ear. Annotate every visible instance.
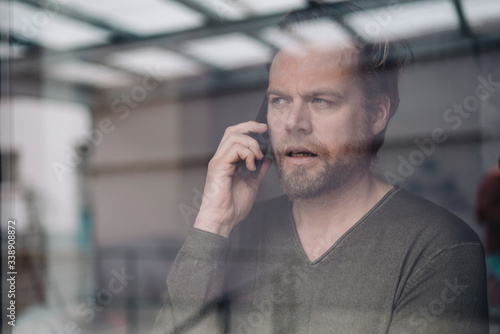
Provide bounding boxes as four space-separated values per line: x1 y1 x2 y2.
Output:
371 96 391 136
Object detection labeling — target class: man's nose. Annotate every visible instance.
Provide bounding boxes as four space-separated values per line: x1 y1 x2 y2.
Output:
285 101 312 134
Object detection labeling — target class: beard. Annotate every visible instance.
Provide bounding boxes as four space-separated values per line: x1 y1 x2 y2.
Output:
272 133 372 201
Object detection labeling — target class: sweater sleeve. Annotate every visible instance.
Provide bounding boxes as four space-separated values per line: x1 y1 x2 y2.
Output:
151 227 229 334
388 243 489 334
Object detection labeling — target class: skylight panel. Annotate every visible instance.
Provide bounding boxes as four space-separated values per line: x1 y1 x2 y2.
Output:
286 19 351 44
188 0 306 21
67 0 204 35
260 27 300 50
10 2 110 50
108 47 205 79
182 33 272 70
347 0 459 41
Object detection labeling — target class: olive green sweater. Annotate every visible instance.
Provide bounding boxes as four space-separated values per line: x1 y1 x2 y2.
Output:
152 187 488 333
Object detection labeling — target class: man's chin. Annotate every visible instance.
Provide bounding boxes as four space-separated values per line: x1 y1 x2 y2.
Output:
281 182 330 201
277 165 312 185
275 158 357 200
278 169 332 200
279 159 322 175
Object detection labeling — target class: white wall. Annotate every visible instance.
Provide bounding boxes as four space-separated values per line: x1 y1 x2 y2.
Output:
6 96 90 236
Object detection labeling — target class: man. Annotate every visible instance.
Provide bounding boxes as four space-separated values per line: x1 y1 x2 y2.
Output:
153 2 488 333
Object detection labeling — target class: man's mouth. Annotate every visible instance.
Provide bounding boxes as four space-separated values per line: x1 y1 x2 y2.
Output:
285 147 318 158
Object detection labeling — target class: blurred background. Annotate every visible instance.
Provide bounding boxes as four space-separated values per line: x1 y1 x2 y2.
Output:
1 0 499 333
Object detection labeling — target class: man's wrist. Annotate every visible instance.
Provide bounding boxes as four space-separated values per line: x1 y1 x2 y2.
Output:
194 216 232 239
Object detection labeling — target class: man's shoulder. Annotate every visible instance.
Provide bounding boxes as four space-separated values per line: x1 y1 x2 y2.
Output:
379 187 482 246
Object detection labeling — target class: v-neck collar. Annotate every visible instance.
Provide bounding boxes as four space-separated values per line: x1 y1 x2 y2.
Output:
288 186 400 266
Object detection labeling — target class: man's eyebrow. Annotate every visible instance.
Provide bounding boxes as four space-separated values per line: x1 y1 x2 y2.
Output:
267 88 345 99
305 90 345 99
267 89 291 98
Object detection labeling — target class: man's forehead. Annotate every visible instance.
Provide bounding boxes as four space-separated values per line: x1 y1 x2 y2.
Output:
269 43 359 81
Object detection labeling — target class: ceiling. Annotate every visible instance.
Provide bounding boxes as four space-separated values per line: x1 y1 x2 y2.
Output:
2 0 500 93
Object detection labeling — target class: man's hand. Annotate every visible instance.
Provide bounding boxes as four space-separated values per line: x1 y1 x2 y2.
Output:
194 121 272 238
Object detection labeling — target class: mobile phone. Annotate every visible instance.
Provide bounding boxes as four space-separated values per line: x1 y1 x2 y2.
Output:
237 97 270 178
250 96 270 178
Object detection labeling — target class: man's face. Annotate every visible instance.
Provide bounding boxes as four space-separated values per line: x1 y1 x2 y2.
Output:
267 44 373 200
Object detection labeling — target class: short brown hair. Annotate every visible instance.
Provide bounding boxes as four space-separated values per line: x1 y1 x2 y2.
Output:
274 1 412 156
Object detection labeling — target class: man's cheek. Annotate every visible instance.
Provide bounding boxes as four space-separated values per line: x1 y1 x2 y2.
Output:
268 128 281 151
267 111 286 131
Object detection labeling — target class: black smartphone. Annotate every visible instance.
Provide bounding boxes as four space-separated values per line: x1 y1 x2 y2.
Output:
250 96 271 178
237 97 270 178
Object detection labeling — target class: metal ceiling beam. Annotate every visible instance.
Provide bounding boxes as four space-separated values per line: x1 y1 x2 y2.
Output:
6 11 286 72
12 0 249 73
8 0 437 64
167 2 285 61
86 44 224 76
451 0 481 60
452 0 473 38
7 0 500 83
3 31 40 49
3 13 332 70
79 56 144 79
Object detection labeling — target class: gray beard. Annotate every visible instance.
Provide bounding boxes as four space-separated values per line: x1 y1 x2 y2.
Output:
270 118 373 200
275 154 365 200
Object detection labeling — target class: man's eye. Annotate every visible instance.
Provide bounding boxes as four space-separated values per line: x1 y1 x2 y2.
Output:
271 98 286 105
312 98 328 105
312 98 337 108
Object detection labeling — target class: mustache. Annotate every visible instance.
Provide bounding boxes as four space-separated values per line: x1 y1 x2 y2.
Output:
272 135 331 159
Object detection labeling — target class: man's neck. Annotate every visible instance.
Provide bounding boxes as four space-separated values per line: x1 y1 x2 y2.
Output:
292 172 393 260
